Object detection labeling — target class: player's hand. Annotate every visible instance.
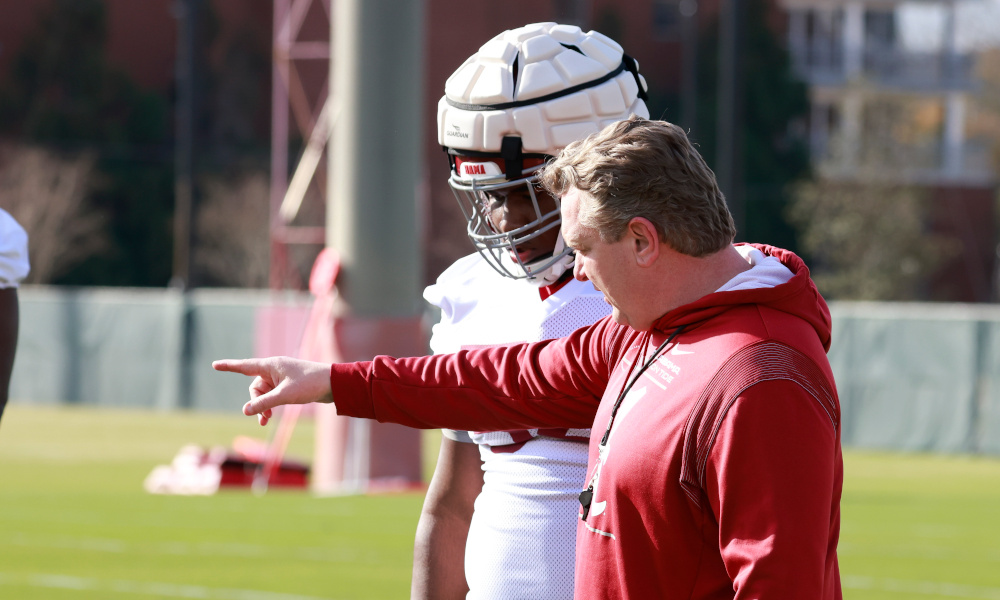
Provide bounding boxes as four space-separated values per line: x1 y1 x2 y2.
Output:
212 357 333 425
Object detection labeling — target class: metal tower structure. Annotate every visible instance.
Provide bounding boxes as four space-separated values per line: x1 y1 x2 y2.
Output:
270 0 332 290
265 0 426 493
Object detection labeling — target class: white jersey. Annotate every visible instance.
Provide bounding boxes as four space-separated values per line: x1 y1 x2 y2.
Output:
0 209 29 288
424 252 611 600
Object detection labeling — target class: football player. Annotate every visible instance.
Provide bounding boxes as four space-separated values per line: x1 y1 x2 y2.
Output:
0 208 28 424
412 22 650 600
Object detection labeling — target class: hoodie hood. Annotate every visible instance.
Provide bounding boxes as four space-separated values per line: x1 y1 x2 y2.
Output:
651 244 833 352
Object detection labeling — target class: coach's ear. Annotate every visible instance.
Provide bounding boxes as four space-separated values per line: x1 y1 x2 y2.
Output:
627 217 659 268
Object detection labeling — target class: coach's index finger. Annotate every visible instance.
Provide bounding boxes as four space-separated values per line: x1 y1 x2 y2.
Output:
212 358 266 376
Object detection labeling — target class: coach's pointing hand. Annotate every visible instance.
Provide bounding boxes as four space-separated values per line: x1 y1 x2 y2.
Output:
212 357 333 426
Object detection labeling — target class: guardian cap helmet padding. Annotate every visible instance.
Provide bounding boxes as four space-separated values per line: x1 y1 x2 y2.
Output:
438 22 649 285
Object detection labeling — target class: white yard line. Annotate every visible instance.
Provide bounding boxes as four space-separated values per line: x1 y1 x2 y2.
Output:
838 541 1000 563
843 575 1000 600
3 532 361 563
0 572 333 600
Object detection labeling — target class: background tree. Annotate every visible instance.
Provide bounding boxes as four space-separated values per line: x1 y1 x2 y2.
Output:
787 180 958 300
971 50 1000 173
0 145 109 284
692 0 812 252
0 0 273 288
966 47 1000 301
786 95 964 300
188 9 281 289
193 172 270 288
589 0 810 256
0 0 173 286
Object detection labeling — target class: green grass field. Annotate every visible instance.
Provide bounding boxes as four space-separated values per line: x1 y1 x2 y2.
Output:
1 405 999 599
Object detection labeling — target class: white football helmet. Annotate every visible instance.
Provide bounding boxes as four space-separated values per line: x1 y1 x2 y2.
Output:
437 22 649 285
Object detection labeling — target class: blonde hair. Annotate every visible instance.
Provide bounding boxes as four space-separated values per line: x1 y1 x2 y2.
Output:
539 115 736 256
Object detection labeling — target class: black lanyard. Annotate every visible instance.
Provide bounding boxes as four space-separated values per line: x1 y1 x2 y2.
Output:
579 325 685 520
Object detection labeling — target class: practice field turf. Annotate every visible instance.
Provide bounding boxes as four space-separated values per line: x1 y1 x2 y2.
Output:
1 406 999 599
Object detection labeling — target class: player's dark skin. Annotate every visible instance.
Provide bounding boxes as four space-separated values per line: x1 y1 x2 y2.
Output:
482 185 561 265
0 288 18 424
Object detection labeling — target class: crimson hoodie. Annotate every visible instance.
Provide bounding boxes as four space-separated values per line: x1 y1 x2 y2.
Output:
331 244 842 600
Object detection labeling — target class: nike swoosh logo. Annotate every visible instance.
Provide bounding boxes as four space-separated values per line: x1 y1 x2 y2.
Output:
670 347 694 355
590 501 607 517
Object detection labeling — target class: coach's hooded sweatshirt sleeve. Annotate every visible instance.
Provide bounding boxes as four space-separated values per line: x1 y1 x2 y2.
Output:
328 314 622 432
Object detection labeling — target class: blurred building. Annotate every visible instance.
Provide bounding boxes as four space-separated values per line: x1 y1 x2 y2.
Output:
780 0 999 301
